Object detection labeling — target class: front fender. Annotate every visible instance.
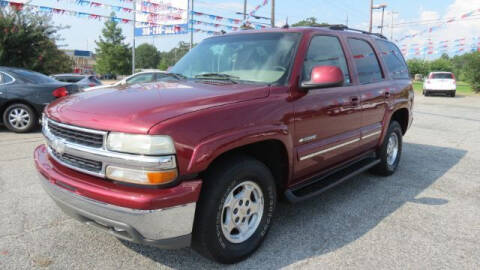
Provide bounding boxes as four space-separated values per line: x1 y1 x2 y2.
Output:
186 124 292 174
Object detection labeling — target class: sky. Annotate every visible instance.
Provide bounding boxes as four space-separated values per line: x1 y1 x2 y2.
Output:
17 0 480 58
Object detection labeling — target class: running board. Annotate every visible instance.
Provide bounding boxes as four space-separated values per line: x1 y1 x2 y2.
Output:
285 156 380 203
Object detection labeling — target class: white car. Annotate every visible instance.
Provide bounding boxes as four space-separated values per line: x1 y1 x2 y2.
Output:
85 70 167 91
423 72 456 97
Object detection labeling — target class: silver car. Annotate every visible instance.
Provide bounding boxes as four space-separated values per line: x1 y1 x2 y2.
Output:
51 74 102 91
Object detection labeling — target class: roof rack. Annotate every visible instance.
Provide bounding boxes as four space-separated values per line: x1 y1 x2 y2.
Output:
326 24 388 40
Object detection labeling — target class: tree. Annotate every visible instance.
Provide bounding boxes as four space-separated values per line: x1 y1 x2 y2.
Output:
406 59 429 76
135 43 160 69
292 17 329 27
0 8 73 74
463 52 480 92
157 41 191 70
94 13 131 75
429 58 453 72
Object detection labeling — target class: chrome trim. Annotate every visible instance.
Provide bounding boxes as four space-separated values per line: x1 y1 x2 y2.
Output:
299 135 317 143
300 138 361 161
47 118 107 138
361 130 381 140
43 117 176 178
38 173 196 240
0 71 16 86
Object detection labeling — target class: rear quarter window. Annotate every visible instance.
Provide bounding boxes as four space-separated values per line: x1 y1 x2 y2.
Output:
375 40 410 80
347 38 384 84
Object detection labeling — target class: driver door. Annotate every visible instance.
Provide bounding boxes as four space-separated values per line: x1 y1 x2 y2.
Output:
293 35 363 183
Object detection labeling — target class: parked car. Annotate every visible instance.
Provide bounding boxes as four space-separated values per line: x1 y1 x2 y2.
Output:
51 74 102 90
85 70 168 91
0 67 79 133
423 72 456 97
100 73 117 80
34 26 413 263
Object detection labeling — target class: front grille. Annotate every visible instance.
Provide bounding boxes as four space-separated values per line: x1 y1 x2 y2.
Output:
51 148 102 173
47 120 104 148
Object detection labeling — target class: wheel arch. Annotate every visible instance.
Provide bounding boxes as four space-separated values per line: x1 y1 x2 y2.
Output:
0 99 38 123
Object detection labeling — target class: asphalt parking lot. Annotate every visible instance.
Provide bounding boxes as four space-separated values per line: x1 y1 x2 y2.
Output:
0 93 479 269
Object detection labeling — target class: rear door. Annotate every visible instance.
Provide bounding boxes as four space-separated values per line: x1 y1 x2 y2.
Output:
0 72 15 109
293 34 363 182
346 37 390 150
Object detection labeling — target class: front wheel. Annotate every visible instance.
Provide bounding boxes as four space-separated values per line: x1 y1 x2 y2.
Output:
450 91 456 97
192 156 277 264
370 121 403 176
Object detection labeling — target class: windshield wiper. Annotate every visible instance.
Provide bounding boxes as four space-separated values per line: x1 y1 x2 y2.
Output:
164 72 187 80
194 73 239 83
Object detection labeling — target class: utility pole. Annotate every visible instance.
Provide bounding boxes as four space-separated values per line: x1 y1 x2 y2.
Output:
369 0 373 32
346 14 349 27
379 5 386 34
243 0 247 21
371 3 387 33
190 0 194 50
271 0 275 27
390 11 398 40
132 0 136 74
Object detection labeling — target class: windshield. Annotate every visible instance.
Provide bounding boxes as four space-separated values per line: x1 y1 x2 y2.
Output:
12 69 57 84
170 33 301 85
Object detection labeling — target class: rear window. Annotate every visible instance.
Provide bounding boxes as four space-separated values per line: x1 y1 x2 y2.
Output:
11 69 57 83
53 76 85 83
347 38 384 84
431 73 454 79
375 40 410 80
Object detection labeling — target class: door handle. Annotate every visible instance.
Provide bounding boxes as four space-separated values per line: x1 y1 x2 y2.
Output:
350 96 359 105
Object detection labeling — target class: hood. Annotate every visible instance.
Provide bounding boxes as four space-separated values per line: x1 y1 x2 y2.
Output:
46 80 269 133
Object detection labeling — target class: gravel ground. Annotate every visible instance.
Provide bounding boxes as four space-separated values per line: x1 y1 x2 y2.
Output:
0 93 479 269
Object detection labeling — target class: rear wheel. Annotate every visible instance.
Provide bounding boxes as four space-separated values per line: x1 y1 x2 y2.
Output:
192 156 277 264
423 90 428 96
370 121 403 176
2 103 37 133
450 91 456 97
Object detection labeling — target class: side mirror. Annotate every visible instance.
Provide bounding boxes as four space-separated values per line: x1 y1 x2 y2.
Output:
301 65 344 90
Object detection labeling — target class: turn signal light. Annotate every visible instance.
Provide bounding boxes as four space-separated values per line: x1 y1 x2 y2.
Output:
147 170 178 185
52 87 69 98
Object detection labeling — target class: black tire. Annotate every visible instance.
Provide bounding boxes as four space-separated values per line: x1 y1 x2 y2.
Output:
192 155 277 264
451 91 456 97
422 90 426 96
2 103 37 133
424 90 429 96
370 121 403 176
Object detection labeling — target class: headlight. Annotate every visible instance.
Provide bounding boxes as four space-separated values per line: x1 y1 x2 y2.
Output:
107 133 175 155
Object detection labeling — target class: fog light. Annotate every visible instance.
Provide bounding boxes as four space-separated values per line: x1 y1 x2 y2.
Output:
106 166 177 185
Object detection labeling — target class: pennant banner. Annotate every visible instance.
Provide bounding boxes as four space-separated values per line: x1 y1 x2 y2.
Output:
191 11 267 29
397 8 480 42
249 0 268 16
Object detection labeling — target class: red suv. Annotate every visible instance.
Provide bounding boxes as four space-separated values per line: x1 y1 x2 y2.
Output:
34 26 413 264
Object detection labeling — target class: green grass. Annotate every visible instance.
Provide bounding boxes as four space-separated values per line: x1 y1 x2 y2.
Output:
412 81 476 95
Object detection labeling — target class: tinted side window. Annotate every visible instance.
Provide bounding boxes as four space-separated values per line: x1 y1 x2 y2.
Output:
126 73 154 84
304 35 351 85
375 40 409 79
0 72 14 84
347 38 383 84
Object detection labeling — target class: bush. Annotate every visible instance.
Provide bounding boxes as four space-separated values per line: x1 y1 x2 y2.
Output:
463 52 480 92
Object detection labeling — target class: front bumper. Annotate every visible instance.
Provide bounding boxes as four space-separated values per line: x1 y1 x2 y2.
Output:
34 145 202 249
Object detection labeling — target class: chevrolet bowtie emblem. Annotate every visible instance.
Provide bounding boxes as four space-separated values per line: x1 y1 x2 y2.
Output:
52 138 66 155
